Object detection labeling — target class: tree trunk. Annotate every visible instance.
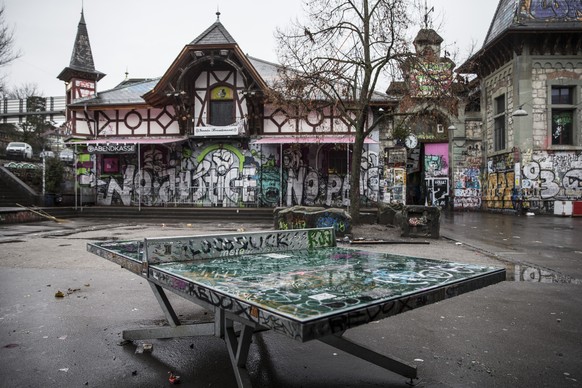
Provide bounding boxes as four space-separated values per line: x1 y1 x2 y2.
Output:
349 131 366 224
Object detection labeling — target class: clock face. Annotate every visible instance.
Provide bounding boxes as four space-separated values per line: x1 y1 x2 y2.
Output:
405 134 418 149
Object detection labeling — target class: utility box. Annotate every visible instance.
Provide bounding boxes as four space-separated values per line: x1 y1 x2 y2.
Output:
573 201 582 217
554 200 573 216
400 205 440 239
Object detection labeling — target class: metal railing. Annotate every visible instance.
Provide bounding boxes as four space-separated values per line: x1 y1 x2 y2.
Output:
0 96 66 124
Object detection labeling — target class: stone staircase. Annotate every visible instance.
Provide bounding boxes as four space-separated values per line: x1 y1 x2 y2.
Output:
43 205 276 223
0 171 36 207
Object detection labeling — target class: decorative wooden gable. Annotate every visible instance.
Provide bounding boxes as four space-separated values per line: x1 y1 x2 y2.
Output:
143 14 268 136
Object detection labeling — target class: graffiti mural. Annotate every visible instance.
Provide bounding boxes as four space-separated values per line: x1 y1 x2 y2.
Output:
483 152 517 209
454 167 482 210
93 141 381 208
424 143 449 206
483 150 582 211
522 151 582 200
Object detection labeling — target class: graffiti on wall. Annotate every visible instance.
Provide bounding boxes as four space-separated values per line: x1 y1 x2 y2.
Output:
454 167 482 210
93 142 381 208
521 0 582 21
483 150 582 210
522 151 582 200
483 152 516 209
424 143 449 206
453 140 482 210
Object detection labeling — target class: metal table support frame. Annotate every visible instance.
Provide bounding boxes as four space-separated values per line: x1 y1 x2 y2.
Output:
121 279 418 387
121 282 218 341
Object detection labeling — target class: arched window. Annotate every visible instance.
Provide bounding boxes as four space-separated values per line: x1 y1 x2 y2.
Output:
209 86 234 126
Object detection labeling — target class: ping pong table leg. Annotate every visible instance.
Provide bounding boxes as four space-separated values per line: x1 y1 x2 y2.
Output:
223 313 257 388
319 333 418 382
149 282 181 327
120 281 215 341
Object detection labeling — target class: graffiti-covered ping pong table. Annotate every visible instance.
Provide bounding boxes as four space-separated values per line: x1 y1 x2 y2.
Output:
87 227 505 387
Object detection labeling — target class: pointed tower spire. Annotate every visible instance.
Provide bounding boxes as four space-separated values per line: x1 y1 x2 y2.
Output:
57 9 105 101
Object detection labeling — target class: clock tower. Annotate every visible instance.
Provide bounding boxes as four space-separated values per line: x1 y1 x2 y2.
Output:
57 9 105 107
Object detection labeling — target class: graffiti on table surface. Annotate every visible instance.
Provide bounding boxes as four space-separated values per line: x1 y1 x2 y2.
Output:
154 248 499 323
145 229 335 263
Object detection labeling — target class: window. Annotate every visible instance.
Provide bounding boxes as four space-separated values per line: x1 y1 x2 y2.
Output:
326 148 348 175
209 86 234 126
550 86 575 146
493 94 506 151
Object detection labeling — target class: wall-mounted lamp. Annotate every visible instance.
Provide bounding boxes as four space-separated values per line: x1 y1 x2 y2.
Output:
512 105 528 117
448 124 456 131
219 49 229 56
194 50 204 57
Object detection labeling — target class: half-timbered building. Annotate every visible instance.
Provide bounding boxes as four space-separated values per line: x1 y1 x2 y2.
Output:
58 11 392 208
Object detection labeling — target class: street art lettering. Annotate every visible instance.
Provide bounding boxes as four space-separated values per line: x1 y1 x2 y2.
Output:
93 142 381 208
483 151 582 210
144 229 333 264
522 151 582 199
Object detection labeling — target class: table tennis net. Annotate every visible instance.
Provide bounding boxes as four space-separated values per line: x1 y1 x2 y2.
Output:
144 227 337 264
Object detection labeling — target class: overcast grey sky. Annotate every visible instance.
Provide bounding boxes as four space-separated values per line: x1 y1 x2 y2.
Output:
3 0 499 97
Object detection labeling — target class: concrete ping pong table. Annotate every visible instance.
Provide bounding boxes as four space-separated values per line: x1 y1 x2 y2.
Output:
87 227 505 387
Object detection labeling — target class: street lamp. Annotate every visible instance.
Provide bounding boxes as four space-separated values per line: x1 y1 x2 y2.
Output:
512 105 528 117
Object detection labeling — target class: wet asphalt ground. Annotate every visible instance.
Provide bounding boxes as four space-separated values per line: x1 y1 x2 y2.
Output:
0 212 581 387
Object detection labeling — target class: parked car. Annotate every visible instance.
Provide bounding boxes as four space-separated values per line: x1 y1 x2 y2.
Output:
59 148 74 162
39 150 55 159
5 142 33 159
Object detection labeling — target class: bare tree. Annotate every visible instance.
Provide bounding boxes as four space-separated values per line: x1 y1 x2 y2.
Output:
274 0 417 222
7 83 49 151
0 5 21 96
7 82 43 99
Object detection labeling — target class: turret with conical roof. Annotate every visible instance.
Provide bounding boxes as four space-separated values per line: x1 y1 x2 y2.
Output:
57 9 105 103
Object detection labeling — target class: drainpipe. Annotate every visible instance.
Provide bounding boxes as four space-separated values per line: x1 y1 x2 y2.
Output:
138 143 141 212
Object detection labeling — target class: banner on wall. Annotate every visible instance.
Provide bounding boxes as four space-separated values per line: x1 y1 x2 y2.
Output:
191 119 246 137
87 144 136 154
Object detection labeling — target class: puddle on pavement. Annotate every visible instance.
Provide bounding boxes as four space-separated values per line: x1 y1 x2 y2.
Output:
505 262 581 284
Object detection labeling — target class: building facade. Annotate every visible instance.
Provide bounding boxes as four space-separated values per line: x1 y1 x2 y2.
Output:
58 11 391 208
459 0 582 214
57 1 582 214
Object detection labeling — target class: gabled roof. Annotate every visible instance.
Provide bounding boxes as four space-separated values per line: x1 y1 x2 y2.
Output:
68 78 159 108
143 16 268 106
190 13 237 45
57 10 105 82
69 15 394 108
